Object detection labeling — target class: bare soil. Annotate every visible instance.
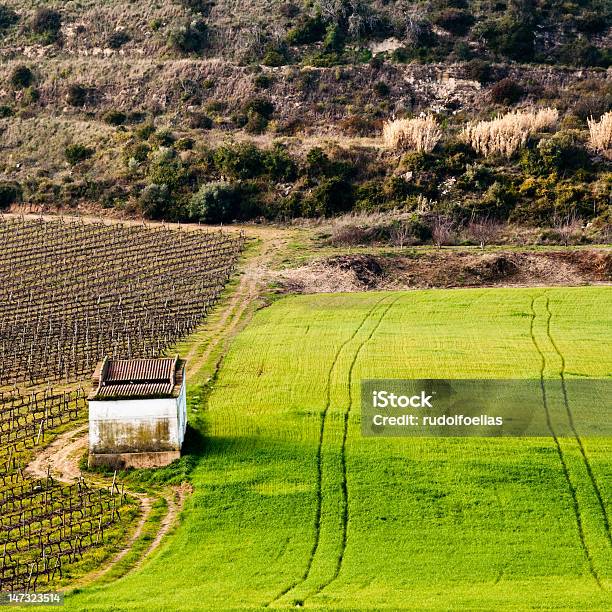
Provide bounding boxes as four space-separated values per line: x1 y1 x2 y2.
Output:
276 249 612 293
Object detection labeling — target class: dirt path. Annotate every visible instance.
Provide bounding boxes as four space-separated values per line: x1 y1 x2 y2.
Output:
17 216 286 587
185 232 289 379
24 424 188 588
25 425 88 483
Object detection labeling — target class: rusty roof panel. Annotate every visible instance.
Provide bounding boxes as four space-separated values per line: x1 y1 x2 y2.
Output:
95 382 174 398
103 358 175 383
89 357 185 400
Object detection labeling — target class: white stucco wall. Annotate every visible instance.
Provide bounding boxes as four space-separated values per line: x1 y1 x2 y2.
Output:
89 382 187 455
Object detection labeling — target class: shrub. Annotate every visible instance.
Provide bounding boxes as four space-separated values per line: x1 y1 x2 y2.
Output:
554 38 611 68
262 48 286 67
254 73 272 89
0 181 22 209
189 181 241 222
10 65 34 89
66 84 89 107
103 110 127 126
30 8 62 43
490 78 524 105
243 97 274 119
0 5 18 32
374 81 390 97
213 143 264 179
431 9 474 36
176 137 195 151
464 59 493 84
65 144 94 165
188 112 213 129
169 19 208 54
521 132 590 177
383 116 442 153
244 112 268 134
323 24 344 53
0 104 13 118
147 148 185 190
179 0 212 13
305 147 328 177
588 111 612 158
476 16 535 61
107 30 130 49
340 115 378 136
461 108 559 158
262 145 297 181
303 177 354 217
123 142 151 166
139 183 172 219
286 15 325 45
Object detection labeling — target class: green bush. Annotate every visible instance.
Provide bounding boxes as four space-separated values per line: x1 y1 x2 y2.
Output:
302 177 354 217
373 81 390 97
463 59 493 83
139 183 172 219
476 16 535 61
520 132 590 178
244 112 268 134
286 15 325 45
103 110 127 126
189 181 242 222
10 65 34 89
0 104 13 117
147 148 185 190
107 30 130 49
0 181 22 209
323 24 345 53
66 84 89 107
0 5 18 32
123 142 151 166
305 147 331 178
253 73 272 89
21 87 39 105
553 38 611 68
262 48 286 67
213 143 264 179
431 9 474 36
188 112 213 129
480 180 518 217
489 78 524 104
242 97 274 119
169 19 208 54
65 144 94 165
262 144 297 181
30 8 62 43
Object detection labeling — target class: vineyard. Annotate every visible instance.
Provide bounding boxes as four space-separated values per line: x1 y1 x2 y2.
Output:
0 216 244 592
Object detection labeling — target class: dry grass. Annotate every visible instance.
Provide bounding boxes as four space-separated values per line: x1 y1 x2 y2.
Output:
587 112 612 158
461 108 559 158
382 115 442 153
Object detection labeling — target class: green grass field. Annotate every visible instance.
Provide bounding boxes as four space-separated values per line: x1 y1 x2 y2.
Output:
68 286 611 610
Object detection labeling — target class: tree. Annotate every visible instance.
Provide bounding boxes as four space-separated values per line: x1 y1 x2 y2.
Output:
431 215 454 249
467 218 500 251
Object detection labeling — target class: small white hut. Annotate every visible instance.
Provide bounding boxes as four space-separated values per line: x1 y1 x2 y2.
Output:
88 356 187 469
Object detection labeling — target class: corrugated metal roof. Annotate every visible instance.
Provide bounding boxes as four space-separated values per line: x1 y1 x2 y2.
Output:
89 356 185 401
95 382 174 398
104 358 175 383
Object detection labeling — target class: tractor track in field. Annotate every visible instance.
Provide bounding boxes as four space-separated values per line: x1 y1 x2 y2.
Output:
265 296 388 608
314 294 403 600
529 295 602 589
544 297 612 548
